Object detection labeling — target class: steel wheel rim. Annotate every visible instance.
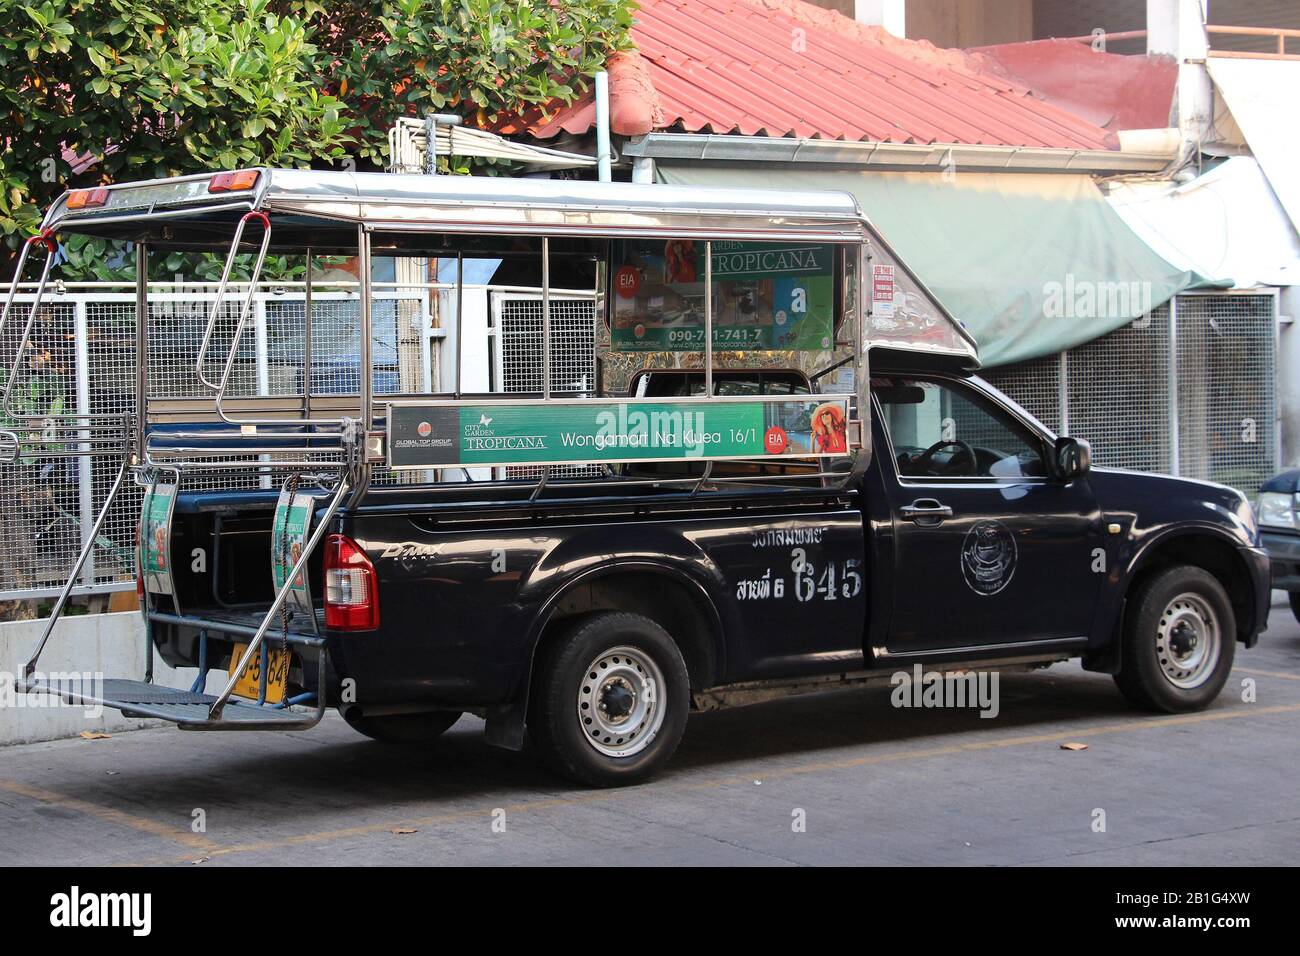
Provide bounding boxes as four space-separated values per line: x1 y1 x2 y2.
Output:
577 645 666 758
1155 591 1221 690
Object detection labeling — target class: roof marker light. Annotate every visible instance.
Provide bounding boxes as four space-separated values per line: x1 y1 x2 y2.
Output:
67 188 109 210
209 170 261 193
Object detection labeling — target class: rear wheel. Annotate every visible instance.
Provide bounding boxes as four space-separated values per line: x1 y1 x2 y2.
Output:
529 612 690 787
1114 565 1235 712
340 709 462 743
1288 591 1300 626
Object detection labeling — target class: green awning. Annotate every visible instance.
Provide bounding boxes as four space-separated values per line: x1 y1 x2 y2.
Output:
657 165 1218 367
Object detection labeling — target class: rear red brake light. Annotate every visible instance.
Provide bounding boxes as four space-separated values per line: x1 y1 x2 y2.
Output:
323 534 379 631
67 187 109 209
208 170 260 193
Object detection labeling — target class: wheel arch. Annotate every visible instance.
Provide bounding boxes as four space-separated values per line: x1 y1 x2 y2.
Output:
1124 528 1258 641
483 561 725 751
530 562 725 691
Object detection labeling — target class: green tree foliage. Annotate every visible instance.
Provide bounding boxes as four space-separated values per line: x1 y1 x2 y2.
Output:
2 1 350 252
1 0 636 280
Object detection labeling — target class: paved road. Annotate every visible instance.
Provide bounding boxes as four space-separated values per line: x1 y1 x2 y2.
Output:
2 601 1298 867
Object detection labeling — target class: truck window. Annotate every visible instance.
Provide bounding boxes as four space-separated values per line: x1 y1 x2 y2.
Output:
630 370 812 398
873 376 1047 479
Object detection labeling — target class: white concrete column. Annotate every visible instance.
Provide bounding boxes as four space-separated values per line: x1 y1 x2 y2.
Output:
1147 0 1213 145
854 0 905 37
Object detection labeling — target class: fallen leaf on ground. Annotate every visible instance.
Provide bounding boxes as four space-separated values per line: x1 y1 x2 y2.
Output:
78 731 111 740
391 827 418 835
191 857 209 865
1060 742 1089 751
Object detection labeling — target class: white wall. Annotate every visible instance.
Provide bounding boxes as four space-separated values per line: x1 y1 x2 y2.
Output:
854 0 905 35
0 612 222 746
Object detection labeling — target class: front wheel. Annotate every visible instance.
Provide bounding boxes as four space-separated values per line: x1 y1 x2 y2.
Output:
1113 565 1235 712
529 612 690 787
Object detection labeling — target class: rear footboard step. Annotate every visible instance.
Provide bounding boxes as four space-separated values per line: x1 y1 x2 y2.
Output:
20 678 319 729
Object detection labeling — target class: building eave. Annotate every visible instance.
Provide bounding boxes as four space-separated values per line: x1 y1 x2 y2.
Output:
623 133 1174 174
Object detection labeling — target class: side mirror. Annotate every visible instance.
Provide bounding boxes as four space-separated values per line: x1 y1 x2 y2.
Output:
1054 436 1091 481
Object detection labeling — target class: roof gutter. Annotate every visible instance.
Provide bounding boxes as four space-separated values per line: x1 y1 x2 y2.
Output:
623 133 1174 174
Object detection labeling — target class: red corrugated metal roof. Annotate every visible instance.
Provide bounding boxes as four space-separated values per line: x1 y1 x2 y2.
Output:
971 39 1177 134
498 0 1116 149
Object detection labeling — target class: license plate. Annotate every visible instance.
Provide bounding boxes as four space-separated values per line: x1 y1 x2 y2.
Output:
227 643 290 704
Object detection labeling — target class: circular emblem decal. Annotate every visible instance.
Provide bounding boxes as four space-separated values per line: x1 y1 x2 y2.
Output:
416 421 432 437
764 426 789 455
614 266 641 299
961 520 1017 596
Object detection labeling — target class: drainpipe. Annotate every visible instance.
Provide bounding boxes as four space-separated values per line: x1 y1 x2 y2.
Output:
595 71 612 183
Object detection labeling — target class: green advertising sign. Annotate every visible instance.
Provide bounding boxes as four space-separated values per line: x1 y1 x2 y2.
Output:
271 488 315 616
388 397 853 469
610 239 837 352
139 481 177 596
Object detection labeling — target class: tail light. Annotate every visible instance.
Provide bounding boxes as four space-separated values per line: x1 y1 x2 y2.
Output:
323 534 380 631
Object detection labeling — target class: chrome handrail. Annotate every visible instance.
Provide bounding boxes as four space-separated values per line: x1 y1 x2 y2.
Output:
194 210 272 392
1 232 59 419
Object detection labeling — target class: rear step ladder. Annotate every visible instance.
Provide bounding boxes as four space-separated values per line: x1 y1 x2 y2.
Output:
8 216 359 730
19 473 350 729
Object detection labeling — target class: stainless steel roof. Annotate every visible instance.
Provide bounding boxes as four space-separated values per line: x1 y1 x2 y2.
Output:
45 167 871 246
268 168 866 220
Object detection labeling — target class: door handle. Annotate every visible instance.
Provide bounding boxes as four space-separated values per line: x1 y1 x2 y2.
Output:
900 498 953 524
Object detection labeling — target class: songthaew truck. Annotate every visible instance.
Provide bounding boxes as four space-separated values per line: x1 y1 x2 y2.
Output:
2 170 1269 786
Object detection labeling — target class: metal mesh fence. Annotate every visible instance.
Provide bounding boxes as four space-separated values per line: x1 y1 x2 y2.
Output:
494 292 599 480
1175 294 1276 494
980 353 1062 435
0 301 83 595
496 294 596 395
0 286 431 600
1063 304 1173 474
983 294 1276 495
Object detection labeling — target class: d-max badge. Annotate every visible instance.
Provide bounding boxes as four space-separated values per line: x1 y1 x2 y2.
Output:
961 520 1017 596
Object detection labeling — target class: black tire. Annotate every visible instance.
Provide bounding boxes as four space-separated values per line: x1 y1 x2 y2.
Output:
1288 591 1300 626
528 612 690 787
1113 565 1236 712
340 708 462 743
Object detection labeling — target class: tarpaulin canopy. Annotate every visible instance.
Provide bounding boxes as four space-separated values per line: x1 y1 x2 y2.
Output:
1107 156 1300 289
658 165 1216 367
1208 58 1300 238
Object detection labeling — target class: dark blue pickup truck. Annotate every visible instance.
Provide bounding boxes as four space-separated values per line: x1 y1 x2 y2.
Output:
10 169 1271 787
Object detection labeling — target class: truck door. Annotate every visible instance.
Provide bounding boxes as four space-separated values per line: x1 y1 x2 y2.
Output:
872 374 1102 655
